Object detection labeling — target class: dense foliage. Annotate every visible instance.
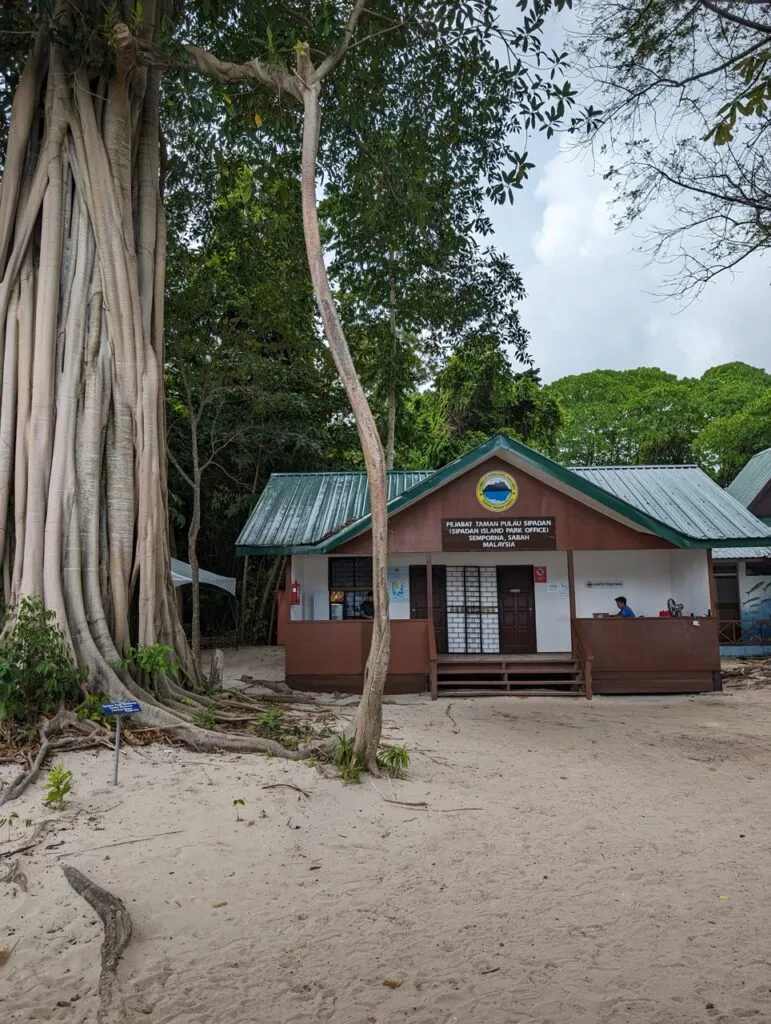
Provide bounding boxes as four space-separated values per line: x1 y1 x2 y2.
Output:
545 362 771 481
0 598 86 730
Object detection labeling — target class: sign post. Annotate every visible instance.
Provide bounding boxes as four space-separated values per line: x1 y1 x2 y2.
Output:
101 701 141 785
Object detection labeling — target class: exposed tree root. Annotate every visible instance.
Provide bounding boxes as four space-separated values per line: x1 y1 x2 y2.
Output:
0 859 28 892
0 692 313 804
62 865 132 1024
0 711 110 806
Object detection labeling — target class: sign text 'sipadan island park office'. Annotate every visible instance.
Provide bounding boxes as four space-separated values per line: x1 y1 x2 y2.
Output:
442 517 557 551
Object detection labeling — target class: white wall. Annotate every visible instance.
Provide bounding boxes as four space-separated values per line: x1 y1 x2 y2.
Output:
290 555 329 621
293 548 712 632
574 550 669 618
574 549 711 619
289 555 414 620
670 550 711 617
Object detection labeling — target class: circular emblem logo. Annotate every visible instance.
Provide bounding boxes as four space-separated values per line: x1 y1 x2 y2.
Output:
476 471 518 511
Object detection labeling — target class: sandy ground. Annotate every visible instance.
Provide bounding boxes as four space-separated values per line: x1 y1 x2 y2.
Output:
3 684 771 1023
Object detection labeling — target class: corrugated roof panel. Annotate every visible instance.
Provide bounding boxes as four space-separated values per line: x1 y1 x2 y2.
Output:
727 448 771 508
712 547 771 560
236 471 432 551
572 465 771 542
236 436 771 554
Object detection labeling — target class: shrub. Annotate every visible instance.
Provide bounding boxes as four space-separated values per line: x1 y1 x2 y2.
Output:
333 733 363 785
44 763 73 810
0 597 86 729
118 643 179 678
377 744 410 779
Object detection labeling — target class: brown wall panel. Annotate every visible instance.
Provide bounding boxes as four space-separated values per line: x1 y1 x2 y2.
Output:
283 618 429 677
336 457 674 554
579 616 720 694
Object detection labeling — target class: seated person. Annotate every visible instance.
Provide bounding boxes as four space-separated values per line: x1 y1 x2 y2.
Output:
615 595 635 618
360 591 375 619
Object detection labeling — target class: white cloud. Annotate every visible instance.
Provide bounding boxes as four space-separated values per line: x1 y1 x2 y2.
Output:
492 145 771 383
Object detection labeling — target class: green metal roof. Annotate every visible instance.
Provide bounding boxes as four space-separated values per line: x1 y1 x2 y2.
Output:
712 547 771 561
572 465 768 547
727 448 771 508
238 471 432 552
236 434 771 555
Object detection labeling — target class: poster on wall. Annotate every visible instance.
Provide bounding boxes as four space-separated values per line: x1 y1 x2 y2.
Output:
442 517 556 551
388 567 409 603
547 583 569 595
534 566 548 583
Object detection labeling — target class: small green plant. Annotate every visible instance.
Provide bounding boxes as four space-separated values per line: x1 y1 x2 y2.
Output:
44 764 73 810
376 744 410 779
0 597 87 729
232 797 245 821
117 643 179 679
193 706 217 730
256 708 284 738
333 733 363 785
76 692 109 726
0 812 34 843
0 811 19 842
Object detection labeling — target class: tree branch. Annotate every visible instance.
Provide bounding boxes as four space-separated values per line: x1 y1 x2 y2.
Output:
184 45 304 102
314 0 368 82
168 450 194 489
697 0 771 36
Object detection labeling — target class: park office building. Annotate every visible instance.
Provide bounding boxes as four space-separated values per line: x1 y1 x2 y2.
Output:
236 435 771 698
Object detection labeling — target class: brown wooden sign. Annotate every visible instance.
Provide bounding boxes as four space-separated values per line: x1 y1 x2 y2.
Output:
442 517 556 551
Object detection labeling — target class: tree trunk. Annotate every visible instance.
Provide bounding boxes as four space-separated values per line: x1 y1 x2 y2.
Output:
386 280 398 471
238 460 261 645
0 17 180 677
300 85 390 772
0 7 278 755
188 412 202 665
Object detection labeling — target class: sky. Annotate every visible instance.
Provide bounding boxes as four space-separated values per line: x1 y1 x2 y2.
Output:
488 8 771 385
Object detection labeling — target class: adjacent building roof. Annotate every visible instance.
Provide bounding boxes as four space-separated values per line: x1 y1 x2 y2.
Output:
727 447 771 508
712 547 771 561
236 434 771 556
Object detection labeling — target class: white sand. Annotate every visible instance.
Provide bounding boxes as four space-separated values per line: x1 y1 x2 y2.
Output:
4 687 771 1023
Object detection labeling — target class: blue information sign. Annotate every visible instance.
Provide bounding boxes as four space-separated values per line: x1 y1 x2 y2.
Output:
101 700 141 716
102 701 141 786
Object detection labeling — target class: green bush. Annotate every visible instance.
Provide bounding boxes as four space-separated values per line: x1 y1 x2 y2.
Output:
377 744 410 779
117 643 179 678
76 692 109 726
0 597 86 728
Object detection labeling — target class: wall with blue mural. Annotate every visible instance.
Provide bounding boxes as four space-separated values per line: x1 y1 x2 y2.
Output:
739 566 771 644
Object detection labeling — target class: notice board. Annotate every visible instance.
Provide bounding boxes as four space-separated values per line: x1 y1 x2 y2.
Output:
442 517 556 552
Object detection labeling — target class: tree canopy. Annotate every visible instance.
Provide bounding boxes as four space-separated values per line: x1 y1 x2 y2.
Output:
575 0 771 294
545 362 771 483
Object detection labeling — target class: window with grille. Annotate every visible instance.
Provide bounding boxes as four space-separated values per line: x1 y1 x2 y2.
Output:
329 558 373 619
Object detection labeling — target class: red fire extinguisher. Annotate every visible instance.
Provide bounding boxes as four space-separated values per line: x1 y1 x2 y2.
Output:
290 580 301 605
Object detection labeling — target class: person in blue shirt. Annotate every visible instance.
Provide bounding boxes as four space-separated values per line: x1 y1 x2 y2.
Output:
615 595 636 618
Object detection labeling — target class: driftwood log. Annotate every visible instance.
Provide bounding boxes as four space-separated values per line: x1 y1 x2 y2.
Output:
62 865 132 1023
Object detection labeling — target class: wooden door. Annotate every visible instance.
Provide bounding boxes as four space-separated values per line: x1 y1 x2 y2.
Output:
497 566 536 654
409 565 448 655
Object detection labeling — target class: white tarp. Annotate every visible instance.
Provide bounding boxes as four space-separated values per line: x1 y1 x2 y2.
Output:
170 557 236 597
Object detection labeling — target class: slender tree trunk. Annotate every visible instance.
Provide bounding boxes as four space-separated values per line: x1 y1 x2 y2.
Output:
386 279 398 471
238 460 260 645
300 84 390 772
188 409 202 665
